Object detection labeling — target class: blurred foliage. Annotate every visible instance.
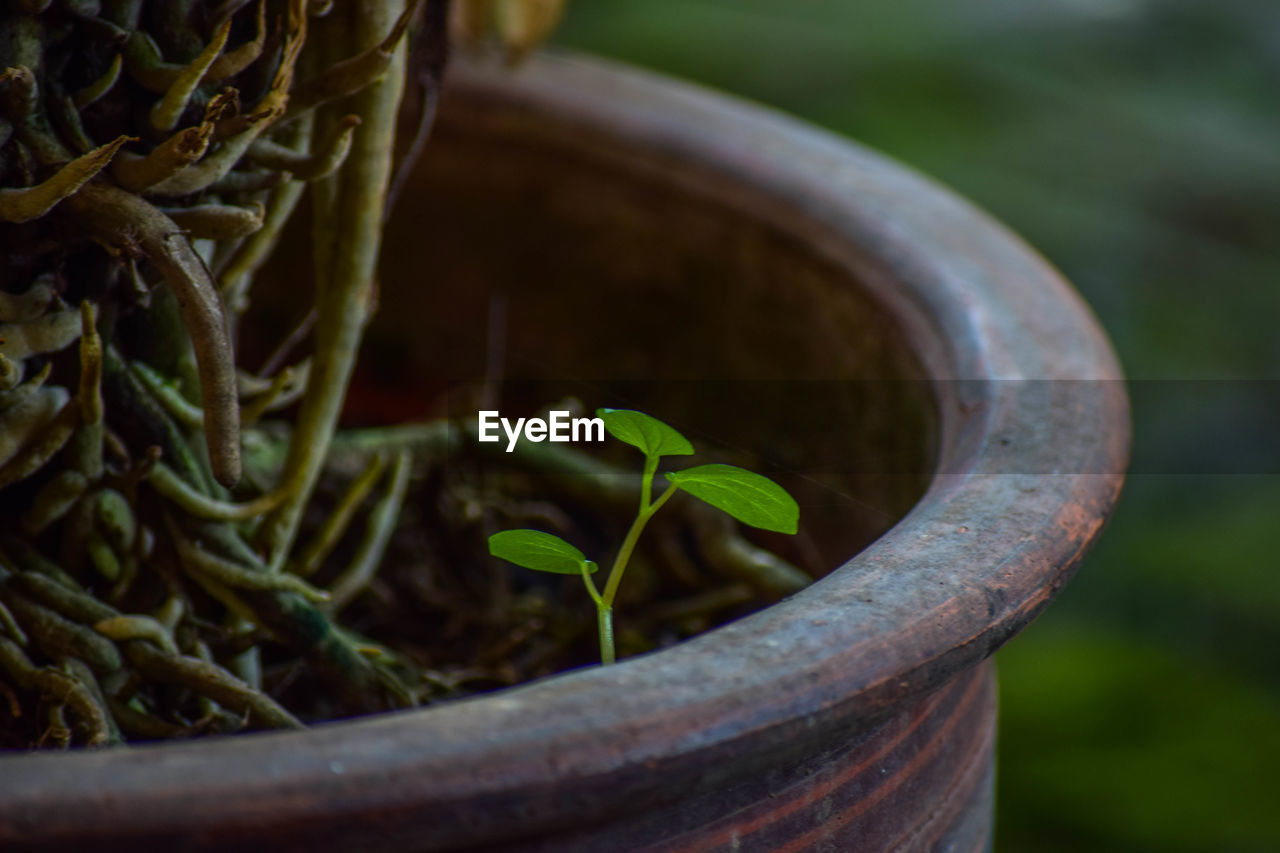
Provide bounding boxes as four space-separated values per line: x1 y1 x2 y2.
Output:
555 1 1280 849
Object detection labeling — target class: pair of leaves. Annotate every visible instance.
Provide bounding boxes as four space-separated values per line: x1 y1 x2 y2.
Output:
600 408 797 534
489 410 799 575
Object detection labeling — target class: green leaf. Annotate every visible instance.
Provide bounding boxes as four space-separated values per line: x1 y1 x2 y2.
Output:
488 530 596 575
596 408 694 459
665 464 799 534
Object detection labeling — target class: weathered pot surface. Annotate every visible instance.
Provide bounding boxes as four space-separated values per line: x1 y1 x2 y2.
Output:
0 53 1128 852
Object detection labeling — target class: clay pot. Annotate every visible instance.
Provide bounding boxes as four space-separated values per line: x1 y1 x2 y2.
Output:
0 54 1128 851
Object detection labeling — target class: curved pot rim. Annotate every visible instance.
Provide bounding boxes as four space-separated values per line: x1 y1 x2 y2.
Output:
0 51 1129 848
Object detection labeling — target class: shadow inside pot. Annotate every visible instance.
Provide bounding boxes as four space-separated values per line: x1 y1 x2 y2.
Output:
250 92 940 578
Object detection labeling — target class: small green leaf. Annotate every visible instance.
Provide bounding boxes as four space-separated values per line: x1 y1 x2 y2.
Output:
665 464 799 534
596 408 694 459
488 529 596 575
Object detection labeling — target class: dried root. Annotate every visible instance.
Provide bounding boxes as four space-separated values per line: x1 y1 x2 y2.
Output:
0 0 593 750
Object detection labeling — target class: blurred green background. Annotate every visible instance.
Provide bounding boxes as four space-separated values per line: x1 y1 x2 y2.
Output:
553 1 1280 850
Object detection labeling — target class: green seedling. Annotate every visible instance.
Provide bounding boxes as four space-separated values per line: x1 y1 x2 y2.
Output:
488 408 799 665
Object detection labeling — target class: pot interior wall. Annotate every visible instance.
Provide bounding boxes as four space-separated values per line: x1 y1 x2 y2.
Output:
251 91 939 566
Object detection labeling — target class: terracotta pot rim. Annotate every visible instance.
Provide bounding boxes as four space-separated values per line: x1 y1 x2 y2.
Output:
0 51 1129 848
